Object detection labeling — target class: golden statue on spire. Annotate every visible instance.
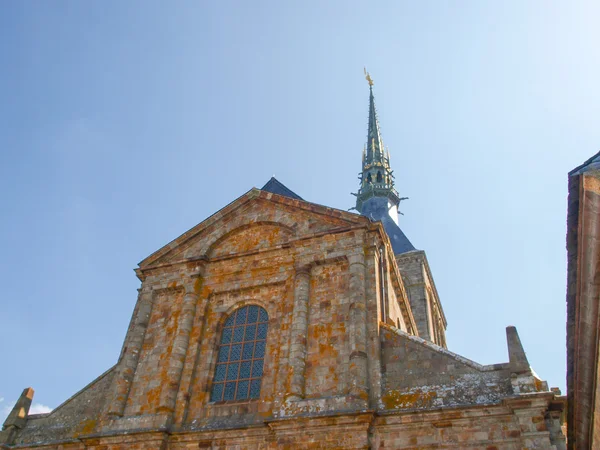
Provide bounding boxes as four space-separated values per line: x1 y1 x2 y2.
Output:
364 67 374 86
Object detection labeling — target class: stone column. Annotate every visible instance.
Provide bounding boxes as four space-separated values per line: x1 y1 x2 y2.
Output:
348 251 369 402
106 289 154 417
158 277 201 413
287 266 311 400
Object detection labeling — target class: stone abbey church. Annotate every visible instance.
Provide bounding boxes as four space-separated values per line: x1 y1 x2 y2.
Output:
3 80 579 450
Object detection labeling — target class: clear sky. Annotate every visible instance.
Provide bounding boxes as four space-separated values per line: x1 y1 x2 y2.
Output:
1 1 599 418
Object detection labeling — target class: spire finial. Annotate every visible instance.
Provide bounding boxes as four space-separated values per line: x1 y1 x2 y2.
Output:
364 67 374 86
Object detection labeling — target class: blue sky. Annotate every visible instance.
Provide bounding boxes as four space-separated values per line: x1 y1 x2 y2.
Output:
1 1 598 417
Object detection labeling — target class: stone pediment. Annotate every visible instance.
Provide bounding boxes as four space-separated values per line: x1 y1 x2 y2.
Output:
138 188 368 270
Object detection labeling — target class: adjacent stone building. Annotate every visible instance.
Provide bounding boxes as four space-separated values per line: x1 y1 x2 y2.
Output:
566 152 600 449
1 78 566 449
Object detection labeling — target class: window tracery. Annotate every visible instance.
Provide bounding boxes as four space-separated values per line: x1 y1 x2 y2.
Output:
210 305 268 402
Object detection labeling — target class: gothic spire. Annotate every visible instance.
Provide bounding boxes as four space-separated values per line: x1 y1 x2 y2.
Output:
366 83 385 165
355 71 398 210
353 71 415 254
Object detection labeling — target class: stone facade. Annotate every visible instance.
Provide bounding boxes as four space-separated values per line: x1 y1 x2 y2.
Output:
1 81 567 449
1 188 565 449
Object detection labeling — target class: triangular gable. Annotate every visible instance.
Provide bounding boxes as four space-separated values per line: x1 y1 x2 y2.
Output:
139 188 368 270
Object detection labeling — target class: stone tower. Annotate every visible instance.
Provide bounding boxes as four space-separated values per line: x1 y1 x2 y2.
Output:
355 74 447 347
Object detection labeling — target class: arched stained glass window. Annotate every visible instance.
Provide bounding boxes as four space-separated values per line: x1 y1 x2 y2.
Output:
210 305 269 402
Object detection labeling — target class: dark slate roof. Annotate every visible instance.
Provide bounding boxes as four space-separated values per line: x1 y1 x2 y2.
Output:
570 150 600 176
260 177 304 201
361 196 416 254
380 215 416 254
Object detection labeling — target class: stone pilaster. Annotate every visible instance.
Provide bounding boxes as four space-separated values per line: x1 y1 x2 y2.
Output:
348 251 369 402
287 266 311 400
158 276 202 413
174 293 210 425
364 243 383 408
106 289 154 417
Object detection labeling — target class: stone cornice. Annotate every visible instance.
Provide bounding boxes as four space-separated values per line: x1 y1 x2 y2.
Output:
135 224 369 279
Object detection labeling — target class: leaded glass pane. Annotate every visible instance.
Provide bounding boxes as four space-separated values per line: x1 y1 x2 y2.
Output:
240 360 252 379
226 362 240 381
224 314 235 327
252 359 264 378
235 307 248 325
237 380 249 400
214 364 226 382
233 326 244 343
217 345 230 363
244 324 256 341
224 382 236 401
230 344 242 361
242 342 254 360
221 327 232 344
255 341 265 358
257 323 268 339
211 383 223 402
247 305 259 323
258 308 268 322
249 379 261 399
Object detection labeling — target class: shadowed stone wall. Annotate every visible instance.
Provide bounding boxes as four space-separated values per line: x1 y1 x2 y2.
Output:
566 160 600 450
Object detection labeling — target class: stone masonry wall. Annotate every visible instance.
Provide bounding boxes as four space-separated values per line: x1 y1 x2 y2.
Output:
14 401 561 450
396 251 431 341
396 251 446 347
305 259 349 398
124 287 184 416
13 368 115 446
372 396 562 450
387 275 405 331
381 324 513 411
208 223 292 258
